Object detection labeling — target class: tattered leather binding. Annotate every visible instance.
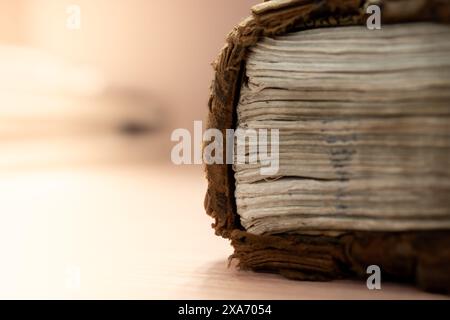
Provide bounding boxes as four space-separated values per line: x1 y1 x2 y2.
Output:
205 0 450 293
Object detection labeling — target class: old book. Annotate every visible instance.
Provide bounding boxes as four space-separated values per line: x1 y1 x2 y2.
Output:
234 23 450 235
205 0 450 294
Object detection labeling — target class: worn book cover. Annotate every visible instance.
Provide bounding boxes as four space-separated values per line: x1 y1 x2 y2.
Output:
205 0 450 293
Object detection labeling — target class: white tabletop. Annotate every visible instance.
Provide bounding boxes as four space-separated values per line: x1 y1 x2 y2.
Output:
0 164 446 299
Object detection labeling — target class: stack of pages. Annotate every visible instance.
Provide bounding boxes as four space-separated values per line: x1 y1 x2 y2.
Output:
234 23 450 235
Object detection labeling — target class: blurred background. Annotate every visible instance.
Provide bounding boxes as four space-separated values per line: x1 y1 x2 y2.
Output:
0 0 262 299
0 0 259 168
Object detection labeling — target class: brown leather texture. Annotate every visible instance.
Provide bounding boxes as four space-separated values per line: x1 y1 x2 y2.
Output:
205 0 450 293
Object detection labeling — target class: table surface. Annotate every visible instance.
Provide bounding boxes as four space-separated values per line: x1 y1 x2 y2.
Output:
0 164 447 299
